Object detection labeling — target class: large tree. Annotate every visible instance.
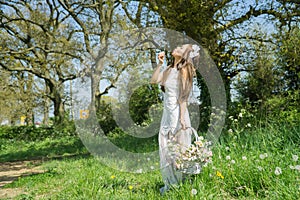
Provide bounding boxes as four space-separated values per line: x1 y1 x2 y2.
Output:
56 0 121 112
0 0 83 125
120 0 300 129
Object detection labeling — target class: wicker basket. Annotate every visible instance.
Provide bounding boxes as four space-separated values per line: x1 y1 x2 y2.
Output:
168 128 213 174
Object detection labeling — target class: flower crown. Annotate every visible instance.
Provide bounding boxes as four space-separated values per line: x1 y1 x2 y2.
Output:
189 44 200 59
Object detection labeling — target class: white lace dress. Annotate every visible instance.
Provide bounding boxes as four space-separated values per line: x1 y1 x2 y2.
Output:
159 67 193 192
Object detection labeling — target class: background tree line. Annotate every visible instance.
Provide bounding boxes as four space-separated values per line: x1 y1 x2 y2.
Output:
0 0 299 132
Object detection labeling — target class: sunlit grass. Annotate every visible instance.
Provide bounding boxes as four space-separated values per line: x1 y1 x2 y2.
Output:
1 122 299 199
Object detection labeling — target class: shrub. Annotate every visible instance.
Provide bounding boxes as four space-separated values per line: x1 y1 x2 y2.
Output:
0 123 77 141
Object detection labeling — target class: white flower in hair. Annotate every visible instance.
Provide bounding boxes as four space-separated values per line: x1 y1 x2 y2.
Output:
190 44 200 59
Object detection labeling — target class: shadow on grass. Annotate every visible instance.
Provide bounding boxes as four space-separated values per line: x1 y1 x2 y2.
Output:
0 166 46 188
0 137 90 163
0 151 91 189
107 132 159 153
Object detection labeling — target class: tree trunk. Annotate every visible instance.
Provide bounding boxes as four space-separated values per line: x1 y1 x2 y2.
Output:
43 98 50 125
43 85 50 125
91 72 102 113
91 56 105 112
53 92 65 125
25 109 34 125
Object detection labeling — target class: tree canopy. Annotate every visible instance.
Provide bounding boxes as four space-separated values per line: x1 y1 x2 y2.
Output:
0 0 299 126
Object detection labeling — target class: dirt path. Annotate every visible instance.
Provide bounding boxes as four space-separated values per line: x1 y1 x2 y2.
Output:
0 160 45 199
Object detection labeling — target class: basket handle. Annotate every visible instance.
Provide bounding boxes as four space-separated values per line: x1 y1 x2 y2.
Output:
190 127 199 142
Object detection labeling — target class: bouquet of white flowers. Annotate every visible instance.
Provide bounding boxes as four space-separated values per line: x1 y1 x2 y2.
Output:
167 129 213 174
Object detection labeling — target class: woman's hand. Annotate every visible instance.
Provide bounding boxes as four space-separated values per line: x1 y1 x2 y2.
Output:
150 52 164 84
158 52 165 63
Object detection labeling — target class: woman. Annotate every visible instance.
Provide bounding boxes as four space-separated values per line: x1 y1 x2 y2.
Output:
150 44 200 194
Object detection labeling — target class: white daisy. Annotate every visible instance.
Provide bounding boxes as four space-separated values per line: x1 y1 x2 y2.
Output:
292 154 298 162
274 167 282 175
191 188 197 195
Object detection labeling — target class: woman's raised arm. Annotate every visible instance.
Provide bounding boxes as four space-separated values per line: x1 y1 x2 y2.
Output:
150 52 165 84
150 62 163 84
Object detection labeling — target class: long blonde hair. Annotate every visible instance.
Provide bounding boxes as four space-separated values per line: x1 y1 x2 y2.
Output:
161 44 197 103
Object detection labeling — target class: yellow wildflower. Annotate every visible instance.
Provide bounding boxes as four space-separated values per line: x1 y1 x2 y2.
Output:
216 171 224 179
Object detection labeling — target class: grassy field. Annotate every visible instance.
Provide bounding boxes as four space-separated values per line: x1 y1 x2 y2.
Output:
0 122 299 199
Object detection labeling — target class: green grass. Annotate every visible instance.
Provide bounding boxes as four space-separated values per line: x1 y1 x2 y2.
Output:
1 122 299 199
0 136 88 162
